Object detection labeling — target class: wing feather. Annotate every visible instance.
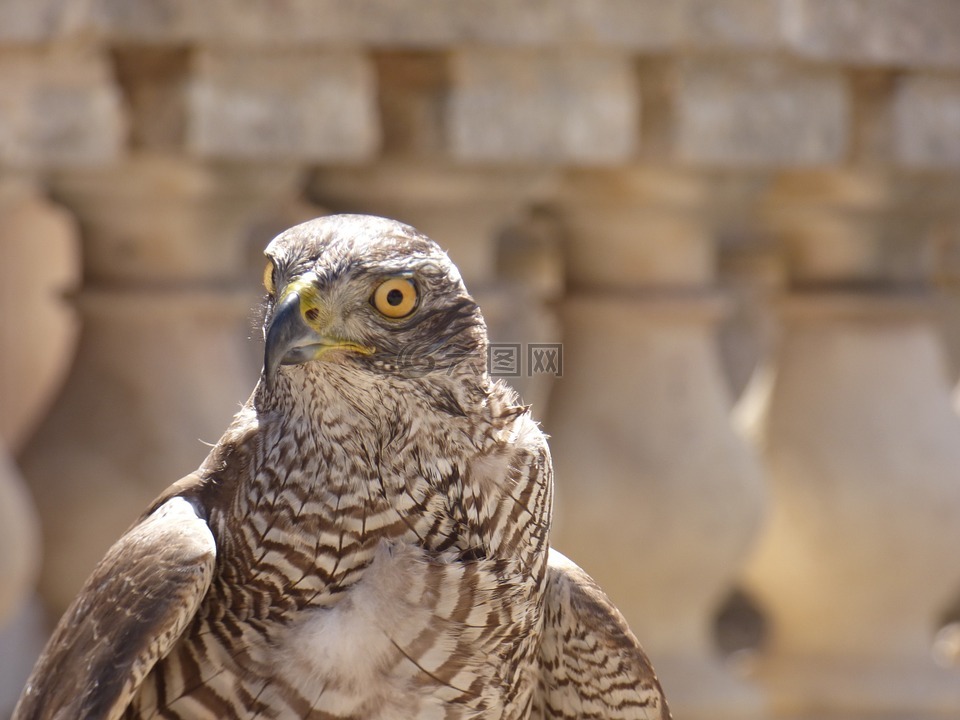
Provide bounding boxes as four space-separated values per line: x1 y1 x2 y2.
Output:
539 548 670 720
14 494 216 720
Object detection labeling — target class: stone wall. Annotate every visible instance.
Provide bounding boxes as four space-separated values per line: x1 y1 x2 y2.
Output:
4 1 960 718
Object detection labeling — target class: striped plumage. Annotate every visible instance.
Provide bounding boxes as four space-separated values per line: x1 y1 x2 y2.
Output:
16 215 669 720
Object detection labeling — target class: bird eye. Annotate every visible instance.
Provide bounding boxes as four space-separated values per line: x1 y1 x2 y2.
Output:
263 261 278 296
372 277 418 319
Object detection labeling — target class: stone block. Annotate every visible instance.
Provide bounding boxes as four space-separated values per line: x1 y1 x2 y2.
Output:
213 0 457 46
0 49 125 168
85 0 680 49
682 0 784 51
448 49 638 164
893 75 960 169
677 59 848 166
783 0 960 68
187 49 379 161
82 0 427 46
0 0 82 42
451 0 680 50
85 0 200 41
158 0 446 46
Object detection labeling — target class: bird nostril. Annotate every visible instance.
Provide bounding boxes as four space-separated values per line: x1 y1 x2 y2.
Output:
304 308 320 323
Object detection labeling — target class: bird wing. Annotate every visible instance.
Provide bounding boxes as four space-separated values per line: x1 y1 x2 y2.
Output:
15 492 216 720
539 548 670 720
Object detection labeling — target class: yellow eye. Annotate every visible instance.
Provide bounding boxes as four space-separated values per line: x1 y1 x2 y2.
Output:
372 277 418 319
263 260 277 296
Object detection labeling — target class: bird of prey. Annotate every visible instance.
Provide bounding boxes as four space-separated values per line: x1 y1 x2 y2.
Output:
16 215 668 720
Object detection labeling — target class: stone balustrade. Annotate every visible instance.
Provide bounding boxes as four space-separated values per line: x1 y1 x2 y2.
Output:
4 1 960 717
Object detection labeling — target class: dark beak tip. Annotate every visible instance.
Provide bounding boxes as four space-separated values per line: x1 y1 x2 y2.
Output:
263 292 305 391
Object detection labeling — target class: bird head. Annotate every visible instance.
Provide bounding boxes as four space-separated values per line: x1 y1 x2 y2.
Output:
260 215 488 393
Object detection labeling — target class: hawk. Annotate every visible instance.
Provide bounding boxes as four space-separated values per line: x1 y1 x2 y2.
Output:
16 215 669 720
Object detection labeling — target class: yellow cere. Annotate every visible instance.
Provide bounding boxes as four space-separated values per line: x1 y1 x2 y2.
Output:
372 278 418 319
279 278 331 329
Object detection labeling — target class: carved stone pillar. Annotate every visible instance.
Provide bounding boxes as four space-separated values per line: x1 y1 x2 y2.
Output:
0 179 80 451
546 169 767 719
19 156 304 615
741 171 960 716
0 180 77 619
0 179 79 709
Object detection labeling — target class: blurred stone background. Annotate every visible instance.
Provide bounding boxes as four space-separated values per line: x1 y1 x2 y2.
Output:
3 1 960 718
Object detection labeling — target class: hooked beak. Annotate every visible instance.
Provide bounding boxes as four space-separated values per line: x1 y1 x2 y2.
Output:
263 289 373 390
